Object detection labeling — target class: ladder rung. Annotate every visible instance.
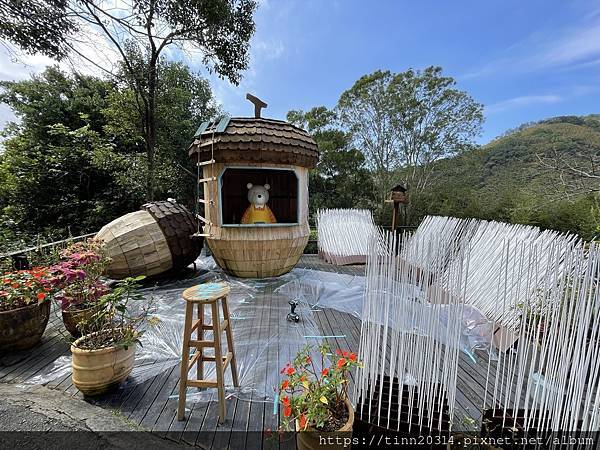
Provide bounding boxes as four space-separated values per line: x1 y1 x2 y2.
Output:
191 233 211 238
198 177 217 183
195 214 212 225
197 159 215 166
198 198 214 205
189 339 214 348
187 379 218 388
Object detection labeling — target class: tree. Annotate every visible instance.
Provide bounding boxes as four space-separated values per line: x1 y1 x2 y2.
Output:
0 64 218 240
0 0 77 59
0 0 257 200
287 107 375 218
337 67 484 217
103 57 220 205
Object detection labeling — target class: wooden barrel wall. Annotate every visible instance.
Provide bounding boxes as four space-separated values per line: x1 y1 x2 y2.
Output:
203 163 309 278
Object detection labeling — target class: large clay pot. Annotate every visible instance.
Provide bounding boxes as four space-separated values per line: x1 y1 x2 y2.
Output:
71 329 136 396
61 304 102 338
0 300 50 353
296 398 354 450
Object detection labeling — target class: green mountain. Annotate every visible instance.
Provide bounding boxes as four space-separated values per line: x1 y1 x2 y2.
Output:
412 115 600 239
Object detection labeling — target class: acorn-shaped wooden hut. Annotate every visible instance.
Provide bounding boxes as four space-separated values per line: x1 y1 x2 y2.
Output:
188 95 319 278
96 200 202 279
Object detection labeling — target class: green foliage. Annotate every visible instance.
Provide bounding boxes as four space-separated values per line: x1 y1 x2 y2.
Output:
278 344 361 432
287 107 375 220
409 115 600 240
0 64 217 245
75 275 155 350
0 0 76 59
337 67 484 216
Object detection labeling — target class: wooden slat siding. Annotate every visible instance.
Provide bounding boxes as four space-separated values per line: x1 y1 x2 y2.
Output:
0 309 64 380
151 368 189 438
0 256 539 441
127 361 176 424
2 333 67 383
239 285 269 448
262 289 278 450
141 364 180 431
131 363 177 428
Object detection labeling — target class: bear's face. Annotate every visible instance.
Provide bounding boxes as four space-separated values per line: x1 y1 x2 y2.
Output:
246 183 270 207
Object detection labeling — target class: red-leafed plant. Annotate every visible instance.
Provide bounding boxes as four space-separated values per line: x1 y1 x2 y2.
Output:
0 267 55 312
48 239 110 311
278 344 361 432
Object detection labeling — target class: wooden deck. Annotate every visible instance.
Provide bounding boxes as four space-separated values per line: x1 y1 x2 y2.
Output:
0 255 501 446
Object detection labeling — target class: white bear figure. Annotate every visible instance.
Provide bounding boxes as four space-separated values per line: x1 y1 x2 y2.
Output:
241 183 277 224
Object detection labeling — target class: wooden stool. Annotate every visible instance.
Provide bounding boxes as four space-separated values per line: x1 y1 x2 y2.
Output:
177 282 239 423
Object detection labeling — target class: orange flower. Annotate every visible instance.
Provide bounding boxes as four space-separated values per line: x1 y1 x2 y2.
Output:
321 368 329 376
300 375 306 382
286 366 295 376
299 414 308 429
349 353 357 362
305 356 311 364
281 379 289 389
281 396 290 406
337 358 346 369
335 349 343 356
37 292 46 301
11 283 19 289
283 406 292 417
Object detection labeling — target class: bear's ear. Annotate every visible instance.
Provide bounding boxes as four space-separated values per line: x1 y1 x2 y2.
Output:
264 184 270 190
247 183 253 189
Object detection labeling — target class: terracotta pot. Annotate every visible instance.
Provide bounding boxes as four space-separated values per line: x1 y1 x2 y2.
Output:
0 300 50 353
62 304 102 338
296 397 354 450
70 329 136 396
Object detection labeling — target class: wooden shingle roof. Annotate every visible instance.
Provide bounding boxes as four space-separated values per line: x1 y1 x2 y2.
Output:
188 117 319 168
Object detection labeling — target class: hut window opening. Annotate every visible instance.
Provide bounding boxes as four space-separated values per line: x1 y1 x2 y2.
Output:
220 168 299 226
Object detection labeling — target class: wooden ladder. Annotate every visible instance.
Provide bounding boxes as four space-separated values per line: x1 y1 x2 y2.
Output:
192 158 215 238
191 116 230 239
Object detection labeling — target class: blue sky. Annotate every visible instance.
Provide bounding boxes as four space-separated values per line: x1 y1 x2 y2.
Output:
201 0 600 143
1 0 600 145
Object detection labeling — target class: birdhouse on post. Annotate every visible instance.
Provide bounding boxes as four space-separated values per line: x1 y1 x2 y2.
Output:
387 184 409 232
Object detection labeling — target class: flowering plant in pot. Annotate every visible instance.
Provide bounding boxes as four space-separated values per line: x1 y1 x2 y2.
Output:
278 344 361 450
49 239 110 338
0 267 56 352
70 275 155 396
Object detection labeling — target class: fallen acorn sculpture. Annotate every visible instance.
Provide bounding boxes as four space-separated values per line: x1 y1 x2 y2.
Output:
96 200 202 279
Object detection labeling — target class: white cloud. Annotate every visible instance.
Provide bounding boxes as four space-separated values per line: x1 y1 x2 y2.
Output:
463 9 600 79
486 95 562 114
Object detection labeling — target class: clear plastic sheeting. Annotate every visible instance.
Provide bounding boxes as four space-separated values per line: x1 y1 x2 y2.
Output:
275 269 365 318
25 253 495 403
276 269 494 358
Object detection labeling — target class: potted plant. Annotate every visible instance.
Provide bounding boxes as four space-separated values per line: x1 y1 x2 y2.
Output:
278 344 361 450
0 267 55 352
70 276 154 396
49 239 110 338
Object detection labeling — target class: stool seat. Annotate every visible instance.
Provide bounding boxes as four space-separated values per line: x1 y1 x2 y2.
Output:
182 282 230 303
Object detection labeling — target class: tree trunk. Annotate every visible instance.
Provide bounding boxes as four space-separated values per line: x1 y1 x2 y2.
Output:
145 57 158 202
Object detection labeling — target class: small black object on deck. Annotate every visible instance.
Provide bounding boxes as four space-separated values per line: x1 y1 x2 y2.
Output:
287 300 300 322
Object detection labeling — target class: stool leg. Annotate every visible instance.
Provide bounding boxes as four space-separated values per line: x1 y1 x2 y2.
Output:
221 296 239 387
197 303 204 382
177 301 194 421
212 301 226 424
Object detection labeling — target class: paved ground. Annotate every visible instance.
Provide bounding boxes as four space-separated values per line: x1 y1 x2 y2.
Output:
0 384 191 448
